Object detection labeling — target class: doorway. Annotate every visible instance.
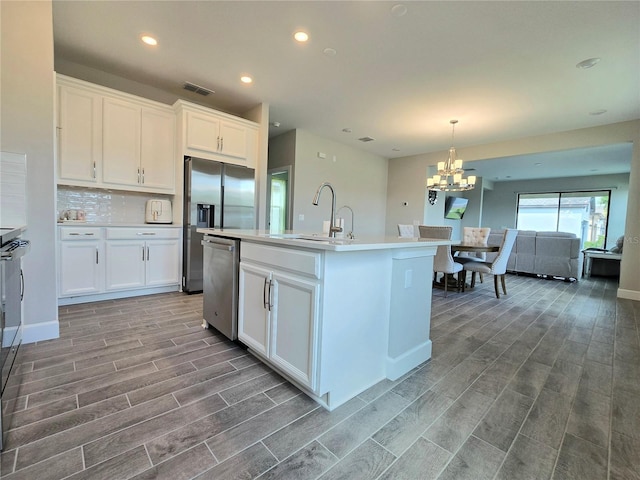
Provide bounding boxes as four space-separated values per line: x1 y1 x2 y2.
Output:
267 167 291 233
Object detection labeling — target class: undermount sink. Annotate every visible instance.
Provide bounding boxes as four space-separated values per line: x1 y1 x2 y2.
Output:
260 233 354 244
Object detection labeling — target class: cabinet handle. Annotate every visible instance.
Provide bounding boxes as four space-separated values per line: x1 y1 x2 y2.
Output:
217 136 221 151
137 167 141 184
20 269 25 301
263 277 268 309
146 246 150 261
93 161 96 179
142 246 145 261
220 137 224 151
83 233 94 236
141 167 145 184
137 232 156 236
267 279 274 311
96 248 99 264
69 233 80 236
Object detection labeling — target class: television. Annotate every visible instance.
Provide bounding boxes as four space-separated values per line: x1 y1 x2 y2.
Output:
444 197 468 220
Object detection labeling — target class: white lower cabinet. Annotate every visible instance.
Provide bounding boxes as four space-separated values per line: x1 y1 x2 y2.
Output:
58 226 180 300
59 228 104 296
105 228 180 291
238 244 321 390
105 239 180 290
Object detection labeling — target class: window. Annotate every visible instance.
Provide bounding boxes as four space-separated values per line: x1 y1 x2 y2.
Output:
516 190 611 249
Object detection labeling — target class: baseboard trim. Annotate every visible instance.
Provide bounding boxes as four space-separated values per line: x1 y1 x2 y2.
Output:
617 288 640 301
386 340 432 381
22 320 60 344
58 285 180 306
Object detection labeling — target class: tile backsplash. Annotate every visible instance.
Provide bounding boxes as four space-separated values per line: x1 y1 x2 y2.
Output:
57 186 172 224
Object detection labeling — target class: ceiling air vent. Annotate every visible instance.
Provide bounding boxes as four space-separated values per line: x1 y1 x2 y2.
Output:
358 136 375 142
183 82 215 96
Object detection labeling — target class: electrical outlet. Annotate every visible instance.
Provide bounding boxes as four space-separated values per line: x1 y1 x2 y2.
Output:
298 214 305 221
404 269 413 288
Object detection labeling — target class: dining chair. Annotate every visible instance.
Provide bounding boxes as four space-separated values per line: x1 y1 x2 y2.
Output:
397 224 415 238
455 226 491 282
462 228 518 298
418 225 463 297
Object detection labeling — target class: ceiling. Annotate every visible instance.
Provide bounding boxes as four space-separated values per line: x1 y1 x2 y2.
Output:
52 1 639 180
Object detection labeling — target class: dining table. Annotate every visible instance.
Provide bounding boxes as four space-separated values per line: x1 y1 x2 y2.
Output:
452 243 500 254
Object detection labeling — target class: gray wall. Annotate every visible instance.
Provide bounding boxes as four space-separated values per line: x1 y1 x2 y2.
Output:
481 173 629 250
1 1 59 342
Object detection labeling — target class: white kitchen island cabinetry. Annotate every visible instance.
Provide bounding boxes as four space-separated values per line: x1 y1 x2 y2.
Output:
58 225 181 305
174 100 258 168
239 244 320 390
202 229 446 411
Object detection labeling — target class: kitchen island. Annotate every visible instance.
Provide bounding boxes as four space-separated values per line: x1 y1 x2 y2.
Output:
198 228 450 410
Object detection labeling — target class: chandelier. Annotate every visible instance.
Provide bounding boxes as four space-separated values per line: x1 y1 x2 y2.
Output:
426 120 476 192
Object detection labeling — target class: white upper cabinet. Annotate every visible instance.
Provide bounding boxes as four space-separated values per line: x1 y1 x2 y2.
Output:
57 85 102 184
102 97 141 186
140 108 176 190
102 100 175 191
175 100 258 168
56 74 176 194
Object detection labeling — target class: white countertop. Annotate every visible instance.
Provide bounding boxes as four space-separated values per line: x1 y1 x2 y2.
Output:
197 228 451 252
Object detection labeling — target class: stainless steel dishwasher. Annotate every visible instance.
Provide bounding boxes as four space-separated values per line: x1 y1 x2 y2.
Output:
201 236 240 340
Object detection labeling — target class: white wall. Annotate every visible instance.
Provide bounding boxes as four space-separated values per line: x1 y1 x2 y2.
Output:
291 130 388 236
1 1 59 342
387 120 640 299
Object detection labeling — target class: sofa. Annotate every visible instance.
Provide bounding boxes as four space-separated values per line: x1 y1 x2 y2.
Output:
484 230 582 280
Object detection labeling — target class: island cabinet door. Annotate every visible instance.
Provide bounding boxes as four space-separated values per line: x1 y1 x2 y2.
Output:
238 263 271 357
270 272 320 391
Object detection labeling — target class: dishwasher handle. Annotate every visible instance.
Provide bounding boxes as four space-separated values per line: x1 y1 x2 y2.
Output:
201 239 235 252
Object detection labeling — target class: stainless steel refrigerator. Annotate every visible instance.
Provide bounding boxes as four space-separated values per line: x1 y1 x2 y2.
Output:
183 156 255 293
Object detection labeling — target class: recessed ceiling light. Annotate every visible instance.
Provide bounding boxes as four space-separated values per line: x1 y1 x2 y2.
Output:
589 109 607 116
576 57 600 69
140 35 158 46
391 4 408 17
294 31 309 42
323 48 337 57
534 163 542 166
342 128 352 133
392 148 401 152
270 121 281 128
240 76 253 84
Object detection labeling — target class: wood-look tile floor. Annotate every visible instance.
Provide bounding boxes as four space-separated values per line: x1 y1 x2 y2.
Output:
1 274 639 479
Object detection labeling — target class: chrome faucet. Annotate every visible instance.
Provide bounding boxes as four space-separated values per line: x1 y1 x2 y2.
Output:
312 182 342 238
337 205 355 239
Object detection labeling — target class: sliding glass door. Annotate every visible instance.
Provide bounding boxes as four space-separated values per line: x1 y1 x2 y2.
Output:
516 190 610 248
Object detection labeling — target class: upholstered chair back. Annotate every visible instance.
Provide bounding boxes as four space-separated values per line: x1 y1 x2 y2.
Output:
459 227 491 260
418 225 456 273
490 229 518 274
397 224 415 238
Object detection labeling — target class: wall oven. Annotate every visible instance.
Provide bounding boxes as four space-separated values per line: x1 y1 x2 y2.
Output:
1 232 30 451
